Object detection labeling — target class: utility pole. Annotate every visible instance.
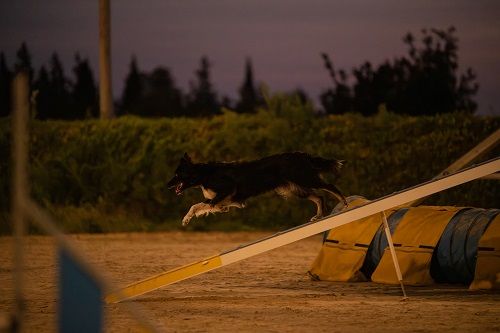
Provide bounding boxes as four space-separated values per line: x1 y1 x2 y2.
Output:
12 71 29 333
99 0 114 118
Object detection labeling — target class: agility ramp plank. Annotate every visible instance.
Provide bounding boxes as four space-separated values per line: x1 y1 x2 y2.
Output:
106 157 500 303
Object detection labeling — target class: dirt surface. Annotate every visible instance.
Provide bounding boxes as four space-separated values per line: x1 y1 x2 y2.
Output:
1 231 499 332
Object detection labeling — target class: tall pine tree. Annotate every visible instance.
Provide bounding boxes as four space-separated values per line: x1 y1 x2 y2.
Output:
141 67 184 117
236 58 260 113
34 53 73 119
33 66 51 119
72 54 98 118
50 53 72 119
186 56 219 117
0 53 11 117
120 55 143 116
15 42 34 83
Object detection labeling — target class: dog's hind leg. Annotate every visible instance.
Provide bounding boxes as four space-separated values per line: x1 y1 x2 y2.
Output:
284 183 325 222
318 183 348 207
306 194 325 222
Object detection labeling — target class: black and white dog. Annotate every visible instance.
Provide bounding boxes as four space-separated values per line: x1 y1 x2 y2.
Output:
167 152 348 226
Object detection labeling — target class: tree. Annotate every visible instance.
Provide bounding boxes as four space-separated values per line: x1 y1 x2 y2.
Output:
34 53 73 119
12 43 34 117
186 56 219 117
120 55 143 116
352 62 379 116
33 66 51 119
394 27 478 115
120 56 185 117
15 42 34 82
319 53 352 114
319 27 478 115
235 58 261 113
72 54 98 118
0 53 11 117
50 53 73 119
140 67 184 117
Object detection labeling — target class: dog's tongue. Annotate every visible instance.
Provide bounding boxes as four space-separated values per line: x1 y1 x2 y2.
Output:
175 183 183 195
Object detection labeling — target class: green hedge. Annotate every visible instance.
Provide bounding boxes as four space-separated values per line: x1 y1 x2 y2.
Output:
0 100 498 233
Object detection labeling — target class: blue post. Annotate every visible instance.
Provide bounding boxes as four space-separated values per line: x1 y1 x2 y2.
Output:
58 248 103 333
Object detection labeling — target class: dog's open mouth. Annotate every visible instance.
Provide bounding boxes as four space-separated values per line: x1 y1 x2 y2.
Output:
175 183 184 195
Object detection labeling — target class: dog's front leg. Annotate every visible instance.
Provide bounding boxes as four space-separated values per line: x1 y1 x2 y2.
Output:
182 202 207 226
182 202 228 226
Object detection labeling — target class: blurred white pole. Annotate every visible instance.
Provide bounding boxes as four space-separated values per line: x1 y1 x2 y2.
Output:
99 0 114 119
12 71 30 331
9 72 160 332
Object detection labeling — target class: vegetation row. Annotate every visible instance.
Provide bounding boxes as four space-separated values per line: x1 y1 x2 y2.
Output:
0 98 498 233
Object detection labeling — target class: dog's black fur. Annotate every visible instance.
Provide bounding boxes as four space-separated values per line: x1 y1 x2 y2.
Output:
167 152 347 226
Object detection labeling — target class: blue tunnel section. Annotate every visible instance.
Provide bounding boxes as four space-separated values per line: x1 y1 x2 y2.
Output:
360 207 500 284
431 208 499 284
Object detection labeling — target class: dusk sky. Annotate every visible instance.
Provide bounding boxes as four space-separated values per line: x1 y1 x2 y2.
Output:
1 0 499 114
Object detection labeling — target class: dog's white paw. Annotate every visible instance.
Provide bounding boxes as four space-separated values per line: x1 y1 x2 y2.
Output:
310 215 323 222
182 215 192 226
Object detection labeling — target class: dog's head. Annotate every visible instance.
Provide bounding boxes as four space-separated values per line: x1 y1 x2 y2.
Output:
167 153 199 195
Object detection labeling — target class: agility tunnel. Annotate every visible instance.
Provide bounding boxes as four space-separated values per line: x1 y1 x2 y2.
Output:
309 196 500 289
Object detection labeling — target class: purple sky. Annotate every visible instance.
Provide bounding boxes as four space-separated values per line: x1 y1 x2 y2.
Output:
1 0 499 114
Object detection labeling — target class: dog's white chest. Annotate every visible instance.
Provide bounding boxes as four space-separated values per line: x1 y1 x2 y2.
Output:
201 186 217 199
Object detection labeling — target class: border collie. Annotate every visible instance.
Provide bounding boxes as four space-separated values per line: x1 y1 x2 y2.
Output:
167 152 347 226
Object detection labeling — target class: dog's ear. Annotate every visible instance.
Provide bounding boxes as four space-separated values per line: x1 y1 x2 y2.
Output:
181 153 192 164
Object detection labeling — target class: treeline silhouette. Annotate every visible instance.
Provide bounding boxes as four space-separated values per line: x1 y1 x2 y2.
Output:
320 27 478 115
0 27 478 119
119 56 266 118
0 45 265 119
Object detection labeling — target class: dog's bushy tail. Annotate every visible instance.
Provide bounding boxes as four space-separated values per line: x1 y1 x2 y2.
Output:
310 156 345 174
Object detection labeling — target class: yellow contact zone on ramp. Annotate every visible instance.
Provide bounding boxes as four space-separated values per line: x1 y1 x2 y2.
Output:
105 255 222 303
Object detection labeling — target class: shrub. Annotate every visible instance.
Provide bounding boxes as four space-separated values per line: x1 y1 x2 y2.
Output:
0 106 498 233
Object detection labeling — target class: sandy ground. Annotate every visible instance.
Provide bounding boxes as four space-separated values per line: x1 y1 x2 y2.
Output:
1 231 499 332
